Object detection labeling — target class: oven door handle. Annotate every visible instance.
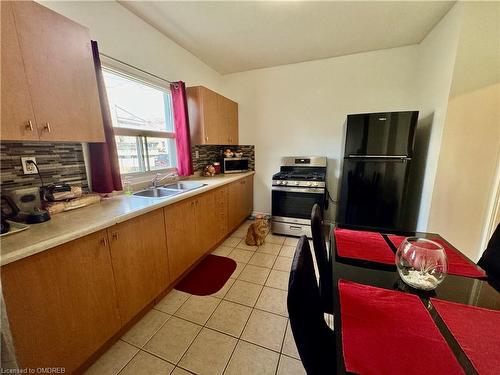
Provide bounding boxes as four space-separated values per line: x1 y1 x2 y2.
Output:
272 186 325 194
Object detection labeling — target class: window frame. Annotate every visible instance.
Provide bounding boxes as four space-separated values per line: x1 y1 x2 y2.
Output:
101 57 177 181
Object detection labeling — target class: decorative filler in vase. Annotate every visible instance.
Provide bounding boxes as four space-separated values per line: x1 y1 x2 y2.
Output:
395 237 448 291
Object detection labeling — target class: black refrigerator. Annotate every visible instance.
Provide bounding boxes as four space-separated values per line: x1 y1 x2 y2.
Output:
337 111 419 232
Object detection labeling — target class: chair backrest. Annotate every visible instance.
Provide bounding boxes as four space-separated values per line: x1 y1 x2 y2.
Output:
288 236 335 375
478 223 500 280
311 204 333 313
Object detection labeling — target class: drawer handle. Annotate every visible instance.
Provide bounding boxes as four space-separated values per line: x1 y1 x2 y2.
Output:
112 233 118 240
43 122 51 133
289 226 302 231
100 237 107 247
26 120 34 131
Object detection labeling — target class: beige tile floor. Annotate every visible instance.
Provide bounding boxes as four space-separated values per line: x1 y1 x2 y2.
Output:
84 220 313 375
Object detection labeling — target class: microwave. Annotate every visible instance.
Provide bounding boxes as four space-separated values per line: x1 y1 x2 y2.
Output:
222 157 250 173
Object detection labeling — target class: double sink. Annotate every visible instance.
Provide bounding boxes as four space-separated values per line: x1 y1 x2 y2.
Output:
133 181 206 198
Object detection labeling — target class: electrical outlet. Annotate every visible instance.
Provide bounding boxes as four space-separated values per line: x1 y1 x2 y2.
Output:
21 157 37 175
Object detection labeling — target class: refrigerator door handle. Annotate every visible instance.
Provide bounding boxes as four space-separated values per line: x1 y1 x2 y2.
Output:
347 154 410 159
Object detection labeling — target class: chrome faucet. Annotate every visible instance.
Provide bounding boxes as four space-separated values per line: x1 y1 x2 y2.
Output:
150 172 178 188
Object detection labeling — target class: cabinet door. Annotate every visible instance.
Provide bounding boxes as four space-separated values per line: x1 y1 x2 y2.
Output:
228 180 243 231
226 99 239 145
217 96 238 145
195 191 218 256
108 209 170 324
164 198 198 280
1 230 120 372
12 1 105 142
214 186 229 242
201 87 220 145
243 175 254 217
1 1 39 141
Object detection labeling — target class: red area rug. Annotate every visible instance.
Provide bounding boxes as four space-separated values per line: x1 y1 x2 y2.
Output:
175 254 237 295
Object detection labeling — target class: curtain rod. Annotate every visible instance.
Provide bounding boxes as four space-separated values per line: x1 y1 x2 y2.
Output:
99 52 176 86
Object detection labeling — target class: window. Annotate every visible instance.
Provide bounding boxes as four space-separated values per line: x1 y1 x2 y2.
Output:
102 68 177 175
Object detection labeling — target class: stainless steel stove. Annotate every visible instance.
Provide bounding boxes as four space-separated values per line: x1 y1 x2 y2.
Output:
271 156 327 238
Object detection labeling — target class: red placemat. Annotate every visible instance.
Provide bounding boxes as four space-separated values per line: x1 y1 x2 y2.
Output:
339 280 464 374
432 298 500 375
388 235 486 278
334 228 395 264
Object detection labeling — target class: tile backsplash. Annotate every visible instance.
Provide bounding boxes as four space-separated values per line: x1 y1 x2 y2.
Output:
192 145 255 172
0 142 88 193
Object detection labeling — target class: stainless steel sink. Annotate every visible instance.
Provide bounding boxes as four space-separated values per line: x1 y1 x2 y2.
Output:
133 188 182 198
162 181 206 191
133 182 206 198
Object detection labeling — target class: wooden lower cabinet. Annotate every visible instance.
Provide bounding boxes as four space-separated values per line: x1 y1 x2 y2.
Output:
164 185 236 281
1 230 121 373
196 191 219 257
214 186 228 242
228 175 254 231
164 198 198 281
1 176 253 371
108 209 170 324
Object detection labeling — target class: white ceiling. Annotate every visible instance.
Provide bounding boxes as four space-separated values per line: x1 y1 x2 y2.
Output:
119 1 455 75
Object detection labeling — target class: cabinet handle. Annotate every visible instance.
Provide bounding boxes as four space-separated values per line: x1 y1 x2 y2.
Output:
43 122 51 133
100 237 107 247
26 120 34 132
112 233 118 240
205 136 209 142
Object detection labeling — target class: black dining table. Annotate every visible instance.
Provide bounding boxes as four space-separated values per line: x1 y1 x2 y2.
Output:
329 225 500 375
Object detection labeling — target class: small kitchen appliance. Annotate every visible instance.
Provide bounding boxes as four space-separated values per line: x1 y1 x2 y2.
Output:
222 157 250 174
271 156 327 238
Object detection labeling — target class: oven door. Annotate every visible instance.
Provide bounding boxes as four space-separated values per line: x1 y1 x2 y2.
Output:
272 186 325 223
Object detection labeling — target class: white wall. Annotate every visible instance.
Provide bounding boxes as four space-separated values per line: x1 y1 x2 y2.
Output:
427 2 500 261
39 1 223 89
410 4 462 230
221 46 420 220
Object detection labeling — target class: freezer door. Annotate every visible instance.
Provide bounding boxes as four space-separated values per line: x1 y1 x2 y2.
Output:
345 112 418 157
337 158 412 231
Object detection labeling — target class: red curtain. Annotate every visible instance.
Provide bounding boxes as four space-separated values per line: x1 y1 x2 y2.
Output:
89 41 123 193
170 81 193 176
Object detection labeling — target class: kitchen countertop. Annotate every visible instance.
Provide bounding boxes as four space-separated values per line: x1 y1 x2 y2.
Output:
0 172 254 266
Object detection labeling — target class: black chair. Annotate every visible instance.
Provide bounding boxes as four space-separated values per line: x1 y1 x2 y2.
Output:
311 204 334 314
478 223 500 281
288 236 335 375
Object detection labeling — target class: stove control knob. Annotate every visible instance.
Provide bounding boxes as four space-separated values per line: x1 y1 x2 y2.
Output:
306 181 312 187
294 181 300 186
275 180 281 185
282 181 288 185
312 182 319 187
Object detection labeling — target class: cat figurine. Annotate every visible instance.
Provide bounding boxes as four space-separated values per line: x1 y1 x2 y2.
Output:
245 216 270 246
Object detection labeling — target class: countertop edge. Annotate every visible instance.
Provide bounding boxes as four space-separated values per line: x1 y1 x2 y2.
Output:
0 172 255 266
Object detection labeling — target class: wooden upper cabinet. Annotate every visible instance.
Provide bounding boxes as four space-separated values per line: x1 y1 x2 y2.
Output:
219 96 238 145
1 1 105 142
187 86 239 145
108 209 170 324
1 230 121 372
1 1 39 141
